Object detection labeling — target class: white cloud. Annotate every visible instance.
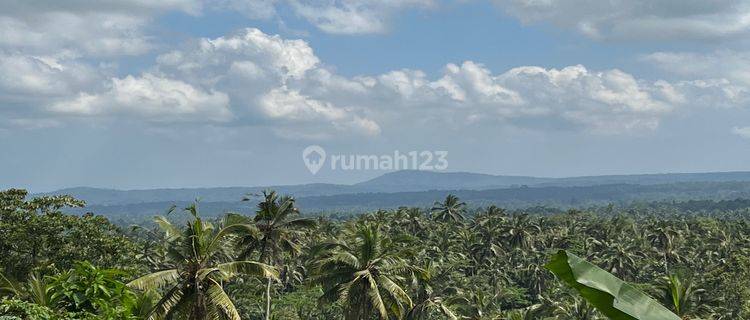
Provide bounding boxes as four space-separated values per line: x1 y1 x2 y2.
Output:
642 50 750 108
51 74 232 122
155 28 379 137
149 29 709 135
305 61 676 133
495 0 750 40
157 28 320 81
1 26 745 138
0 52 105 102
260 88 381 136
0 0 201 56
288 0 434 34
498 65 673 132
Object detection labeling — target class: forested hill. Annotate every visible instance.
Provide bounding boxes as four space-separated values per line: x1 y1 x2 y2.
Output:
61 181 750 224
38 170 750 205
355 170 750 191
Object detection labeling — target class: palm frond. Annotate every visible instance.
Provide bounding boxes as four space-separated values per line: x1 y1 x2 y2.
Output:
210 261 278 281
206 279 241 320
128 269 180 291
365 272 388 320
146 283 186 320
154 215 182 240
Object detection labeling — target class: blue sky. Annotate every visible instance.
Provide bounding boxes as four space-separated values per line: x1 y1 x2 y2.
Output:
2 0 750 192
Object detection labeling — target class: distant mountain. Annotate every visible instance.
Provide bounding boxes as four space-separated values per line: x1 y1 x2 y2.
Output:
355 170 750 191
355 170 552 192
548 171 750 187
36 170 750 213
296 181 750 212
64 181 750 223
43 183 353 206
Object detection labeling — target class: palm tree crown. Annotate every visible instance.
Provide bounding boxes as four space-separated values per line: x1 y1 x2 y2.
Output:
127 204 277 320
313 224 413 320
431 195 467 222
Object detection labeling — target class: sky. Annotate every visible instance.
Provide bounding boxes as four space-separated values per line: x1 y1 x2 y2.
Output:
2 0 750 192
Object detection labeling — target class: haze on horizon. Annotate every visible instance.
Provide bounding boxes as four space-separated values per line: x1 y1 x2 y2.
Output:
3 0 750 192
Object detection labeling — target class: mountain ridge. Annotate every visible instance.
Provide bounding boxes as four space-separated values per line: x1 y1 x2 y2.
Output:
35 170 750 206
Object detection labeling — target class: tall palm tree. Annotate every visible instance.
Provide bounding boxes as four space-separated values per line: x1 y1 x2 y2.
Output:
502 213 541 251
313 224 413 320
127 204 277 320
648 225 682 274
406 262 459 320
239 190 316 320
431 195 467 222
588 238 645 280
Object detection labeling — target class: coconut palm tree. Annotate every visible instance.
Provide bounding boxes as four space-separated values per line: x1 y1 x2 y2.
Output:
431 194 467 222
313 224 413 320
588 238 645 280
502 213 541 251
127 204 277 320
648 225 682 274
406 261 459 320
236 190 316 320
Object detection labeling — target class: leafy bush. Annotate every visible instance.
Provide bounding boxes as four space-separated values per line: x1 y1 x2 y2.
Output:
48 262 137 319
0 298 55 320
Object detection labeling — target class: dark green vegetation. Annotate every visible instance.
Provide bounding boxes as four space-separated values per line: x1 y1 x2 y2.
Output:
38 170 750 220
3 187 750 319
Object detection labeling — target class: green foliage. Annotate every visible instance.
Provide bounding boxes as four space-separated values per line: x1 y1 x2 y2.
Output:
0 298 56 320
48 261 137 318
237 190 316 320
430 194 467 222
126 203 277 319
0 189 140 278
546 250 680 320
5 188 750 319
313 223 414 320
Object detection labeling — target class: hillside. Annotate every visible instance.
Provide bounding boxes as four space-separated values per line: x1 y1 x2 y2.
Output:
38 170 750 207
60 181 750 223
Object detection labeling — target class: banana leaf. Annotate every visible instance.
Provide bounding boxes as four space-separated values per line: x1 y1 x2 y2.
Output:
546 250 680 320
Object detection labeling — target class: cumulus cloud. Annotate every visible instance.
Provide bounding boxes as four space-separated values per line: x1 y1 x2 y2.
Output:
0 52 106 102
260 88 381 137
1 26 744 138
155 28 379 137
495 0 750 40
50 74 232 122
351 62 676 133
157 28 320 81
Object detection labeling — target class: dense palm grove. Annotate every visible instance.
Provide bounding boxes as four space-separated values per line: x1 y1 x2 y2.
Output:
2 188 750 319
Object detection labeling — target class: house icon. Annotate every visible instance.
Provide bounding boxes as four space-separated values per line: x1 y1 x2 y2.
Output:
302 145 326 174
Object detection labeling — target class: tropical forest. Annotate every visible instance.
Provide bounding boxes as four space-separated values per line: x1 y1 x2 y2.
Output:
2 186 749 319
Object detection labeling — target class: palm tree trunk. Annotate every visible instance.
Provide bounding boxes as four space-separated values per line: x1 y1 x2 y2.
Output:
265 277 272 320
191 283 207 320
